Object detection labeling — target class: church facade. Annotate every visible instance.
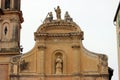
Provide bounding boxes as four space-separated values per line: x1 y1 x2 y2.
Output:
0 0 111 80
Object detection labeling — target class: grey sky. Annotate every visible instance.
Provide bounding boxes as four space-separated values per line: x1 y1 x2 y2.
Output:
21 0 119 80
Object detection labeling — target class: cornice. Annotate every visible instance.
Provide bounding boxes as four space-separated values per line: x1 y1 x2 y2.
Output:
0 10 23 23
0 47 20 53
34 32 84 41
10 73 108 77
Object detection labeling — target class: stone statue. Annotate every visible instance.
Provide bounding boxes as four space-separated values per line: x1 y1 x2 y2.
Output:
55 56 63 74
64 11 73 22
20 60 28 71
54 6 61 20
48 12 53 21
44 12 53 23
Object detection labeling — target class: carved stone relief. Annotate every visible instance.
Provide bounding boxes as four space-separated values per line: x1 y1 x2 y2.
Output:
10 55 21 73
98 54 108 73
20 59 29 71
64 11 73 22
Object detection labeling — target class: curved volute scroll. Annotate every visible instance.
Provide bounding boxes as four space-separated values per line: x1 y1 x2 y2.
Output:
98 54 108 74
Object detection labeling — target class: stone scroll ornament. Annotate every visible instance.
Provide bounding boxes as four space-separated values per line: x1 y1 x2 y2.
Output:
98 54 108 73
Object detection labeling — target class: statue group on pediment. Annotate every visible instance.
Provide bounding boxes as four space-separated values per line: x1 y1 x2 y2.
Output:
44 6 73 23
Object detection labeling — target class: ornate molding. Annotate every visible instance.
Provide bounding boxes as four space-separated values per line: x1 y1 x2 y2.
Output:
0 12 22 23
0 47 20 53
35 32 84 41
37 21 78 32
10 17 20 23
11 55 21 63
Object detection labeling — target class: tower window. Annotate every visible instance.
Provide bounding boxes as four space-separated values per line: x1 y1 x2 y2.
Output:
5 0 10 9
4 27 8 35
14 0 19 10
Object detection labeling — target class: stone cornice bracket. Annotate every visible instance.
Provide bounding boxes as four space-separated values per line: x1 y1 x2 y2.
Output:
71 31 84 40
72 45 80 48
38 45 46 50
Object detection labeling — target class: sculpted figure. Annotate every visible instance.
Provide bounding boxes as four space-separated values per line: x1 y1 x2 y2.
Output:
48 12 53 21
55 56 63 74
54 6 61 20
64 11 73 22
20 60 28 71
44 12 53 23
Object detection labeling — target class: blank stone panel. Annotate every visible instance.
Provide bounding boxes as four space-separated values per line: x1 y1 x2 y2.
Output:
0 64 8 80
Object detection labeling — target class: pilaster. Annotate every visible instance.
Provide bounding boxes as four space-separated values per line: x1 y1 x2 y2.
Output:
37 44 46 74
72 44 80 75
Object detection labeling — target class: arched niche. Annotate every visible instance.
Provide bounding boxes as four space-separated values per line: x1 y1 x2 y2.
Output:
52 50 67 74
1 22 10 41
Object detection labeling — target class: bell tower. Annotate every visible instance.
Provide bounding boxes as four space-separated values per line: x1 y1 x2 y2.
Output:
0 0 23 80
0 0 23 54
